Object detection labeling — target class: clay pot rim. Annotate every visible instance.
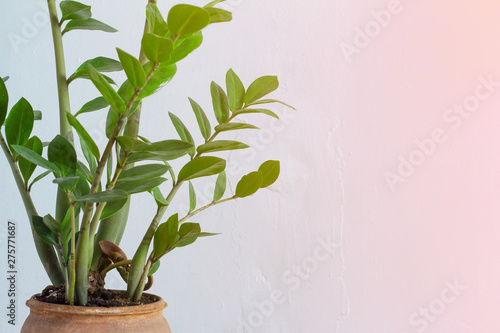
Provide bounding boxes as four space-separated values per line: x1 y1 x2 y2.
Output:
26 290 167 316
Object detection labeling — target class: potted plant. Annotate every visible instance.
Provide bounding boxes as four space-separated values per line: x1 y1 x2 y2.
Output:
1 0 292 331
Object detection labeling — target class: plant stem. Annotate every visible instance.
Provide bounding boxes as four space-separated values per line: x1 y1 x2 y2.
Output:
178 195 237 225
132 251 154 301
0 133 64 285
66 197 76 305
100 259 132 278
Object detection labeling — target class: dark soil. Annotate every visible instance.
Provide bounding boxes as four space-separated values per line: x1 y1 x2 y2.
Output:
33 271 158 307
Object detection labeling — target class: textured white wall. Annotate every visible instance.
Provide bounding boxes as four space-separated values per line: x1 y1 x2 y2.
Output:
2 0 500 332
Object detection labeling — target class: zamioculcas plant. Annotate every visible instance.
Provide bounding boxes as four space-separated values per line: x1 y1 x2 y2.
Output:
1 0 293 308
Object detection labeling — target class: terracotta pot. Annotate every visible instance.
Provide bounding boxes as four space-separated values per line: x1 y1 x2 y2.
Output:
21 291 171 333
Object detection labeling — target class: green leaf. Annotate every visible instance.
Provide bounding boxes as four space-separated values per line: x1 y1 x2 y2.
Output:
154 214 179 257
53 176 80 192
148 261 160 276
33 110 42 120
176 223 201 247
18 136 43 183
168 5 210 36
167 32 203 64
118 164 170 182
101 198 128 220
235 171 263 198
115 177 167 194
127 152 176 164
11 145 60 174
232 108 279 119
211 81 230 124
146 3 169 37
197 140 248 154
213 171 226 201
5 98 34 150
246 99 295 110
116 136 147 154
28 170 51 191
142 33 174 63
188 98 211 140
80 138 97 175
169 112 195 157
137 62 177 101
133 140 193 159
226 69 245 111
66 113 100 159
204 0 226 8
206 8 232 24
189 181 196 212
117 48 146 89
1 76 8 82
77 161 93 182
151 186 169 206
244 76 279 104
199 232 221 237
48 135 77 177
258 160 280 188
32 216 58 246
42 214 61 234
60 1 91 22
178 156 226 181
62 18 117 35
215 123 259 132
68 57 122 84
76 97 109 116
77 189 128 203
87 64 126 114
0 77 8 126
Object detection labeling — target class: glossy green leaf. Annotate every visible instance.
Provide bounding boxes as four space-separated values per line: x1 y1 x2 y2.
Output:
28 170 51 191
68 57 122 84
62 18 117 35
80 139 97 175
154 214 179 257
53 176 80 192
167 32 203 64
133 140 193 159
258 160 280 188
142 33 174 63
116 136 147 153
42 214 61 234
246 99 295 110
33 110 42 120
77 161 93 183
87 64 126 114
60 1 91 22
137 62 177 100
48 135 77 177
178 156 226 181
117 48 146 89
66 113 100 159
126 152 175 164
148 261 160 276
101 198 128 220
169 112 195 157
105 108 119 138
32 216 58 246
19 136 43 183
115 177 167 194
168 5 210 36
5 98 34 149
199 232 221 237
76 97 109 116
0 77 8 126
232 108 279 119
211 81 230 124
213 171 226 201
215 123 259 132
11 145 60 174
189 181 196 212
204 0 226 8
188 98 211 140
235 171 263 198
244 76 279 104
151 186 169 206
176 223 201 247
197 140 248 154
77 189 128 203
146 3 169 37
206 7 232 23
226 69 245 111
118 164 170 182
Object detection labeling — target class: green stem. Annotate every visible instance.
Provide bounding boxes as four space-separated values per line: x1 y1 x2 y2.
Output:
178 195 237 225
0 133 64 285
100 259 132 278
66 198 76 305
